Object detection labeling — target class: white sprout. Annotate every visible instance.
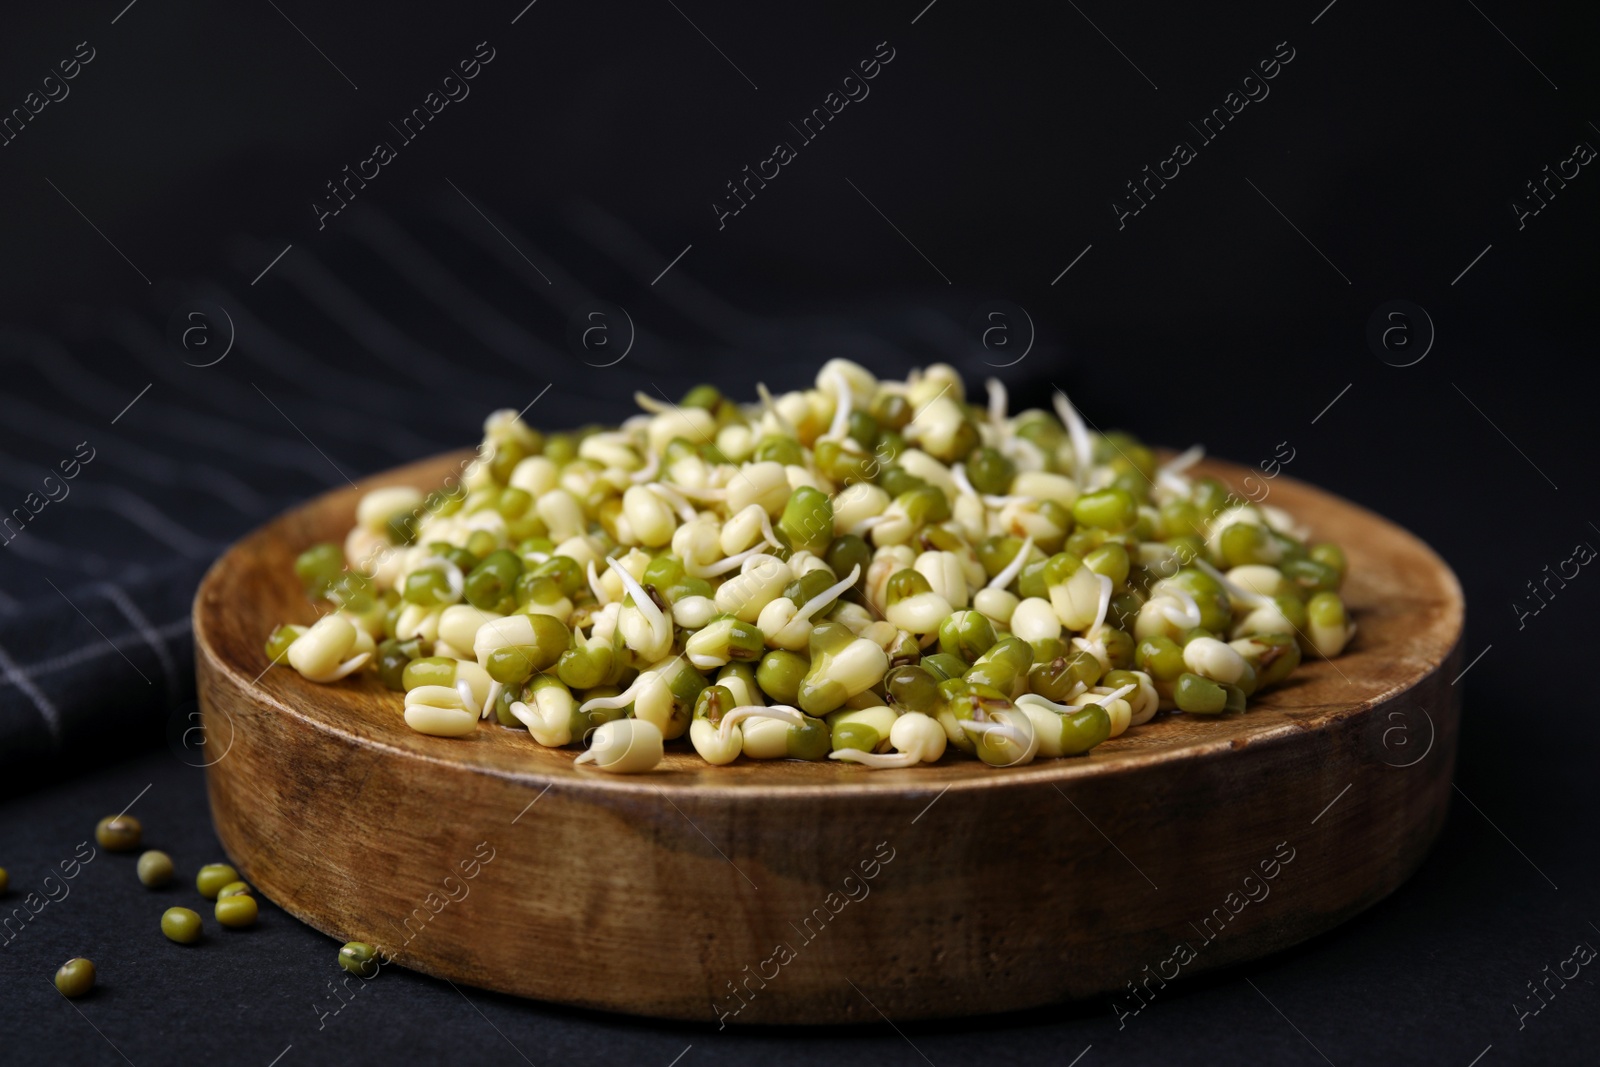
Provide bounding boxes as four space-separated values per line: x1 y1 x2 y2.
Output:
952 462 1030 509
960 708 1036 765
1088 572 1113 634
1011 683 1092 719
480 680 503 720
835 436 872 458
829 749 916 769
646 481 699 523
1002 433 1045 472
684 541 771 579
1069 573 1117 671
1162 445 1205 473
1153 583 1203 630
1017 694 1068 716
1193 557 1271 608
609 556 670 657
748 505 785 550
986 377 1008 428
1261 504 1312 542
578 668 652 713
1016 681 1134 715
949 462 978 499
672 484 731 502
1072 636 1110 672
1051 389 1095 478
628 448 662 484
417 556 465 604
755 382 796 436
1156 468 1194 499
455 679 480 718
822 368 853 442
323 651 372 681
856 514 891 531
632 391 672 414
586 559 611 606
788 564 860 629
1155 444 1204 499
986 535 1035 591
1097 682 1138 706
768 565 861 646
940 463 979 502
718 703 805 741
587 601 622 644
831 711 947 769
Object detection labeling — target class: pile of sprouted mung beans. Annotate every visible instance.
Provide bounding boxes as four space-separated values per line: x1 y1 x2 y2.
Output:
265 361 1354 773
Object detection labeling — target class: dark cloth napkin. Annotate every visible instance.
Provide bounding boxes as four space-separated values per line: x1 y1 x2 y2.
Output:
0 199 1032 787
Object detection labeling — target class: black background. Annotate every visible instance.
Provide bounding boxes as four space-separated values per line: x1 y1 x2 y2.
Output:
1 0 1598 1063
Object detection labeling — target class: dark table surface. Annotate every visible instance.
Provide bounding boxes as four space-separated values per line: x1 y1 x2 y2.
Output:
3 601 1597 1067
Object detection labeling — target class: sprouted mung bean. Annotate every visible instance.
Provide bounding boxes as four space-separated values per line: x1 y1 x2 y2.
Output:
267 362 1354 773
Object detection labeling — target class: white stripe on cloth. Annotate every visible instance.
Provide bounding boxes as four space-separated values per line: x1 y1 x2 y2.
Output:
567 200 766 347
110 306 446 461
98 583 180 698
0 638 63 742
0 455 214 559
0 617 190 691
343 205 570 367
0 528 132 578
263 243 500 391
0 389 268 517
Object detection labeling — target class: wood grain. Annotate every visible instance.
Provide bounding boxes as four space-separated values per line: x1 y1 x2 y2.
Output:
194 452 1463 1024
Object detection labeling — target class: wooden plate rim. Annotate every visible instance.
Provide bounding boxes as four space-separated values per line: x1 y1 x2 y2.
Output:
193 450 1464 801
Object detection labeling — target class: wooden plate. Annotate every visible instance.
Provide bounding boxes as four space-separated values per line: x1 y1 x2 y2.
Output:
194 452 1463 1025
